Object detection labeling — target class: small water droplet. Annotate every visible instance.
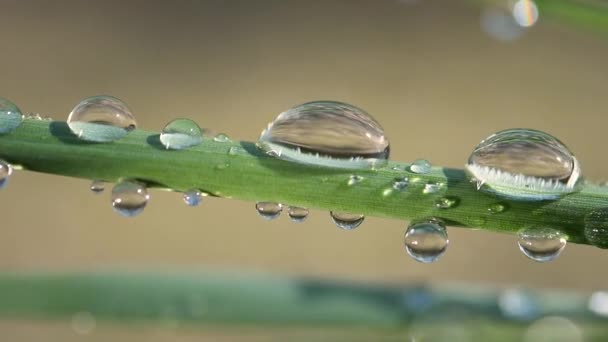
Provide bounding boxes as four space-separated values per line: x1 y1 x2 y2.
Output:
488 202 507 214
404 218 448 263
517 227 566 262
213 133 231 143
90 180 105 194
67 95 136 142
347 175 363 186
330 212 364 230
0 159 13 189
256 202 282 220
410 159 431 174
584 208 608 249
393 177 409 191
288 206 309 222
423 182 442 194
71 311 96 335
391 165 406 172
257 101 389 169
512 0 539 28
159 118 202 150
111 180 149 217
0 97 23 134
466 129 582 201
215 162 230 170
435 196 459 209
228 146 243 155
183 189 203 206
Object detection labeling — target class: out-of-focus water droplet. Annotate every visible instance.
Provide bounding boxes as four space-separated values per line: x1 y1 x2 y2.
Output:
393 177 409 191
466 129 582 201
0 159 13 189
410 159 431 174
488 202 507 214
90 180 105 194
0 97 23 134
213 133 231 143
347 175 363 186
111 180 150 217
258 101 390 169
228 146 243 155
159 118 202 150
523 316 582 342
71 311 96 335
215 162 230 170
183 189 203 206
584 208 608 248
404 218 448 263
256 202 282 220
288 206 309 222
498 289 539 320
423 182 442 194
435 196 459 209
481 7 524 42
517 227 566 262
67 96 136 142
330 212 364 230
588 291 608 317
512 0 539 27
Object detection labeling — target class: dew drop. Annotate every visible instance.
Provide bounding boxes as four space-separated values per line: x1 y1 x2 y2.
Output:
287 206 309 223
393 177 409 191
0 97 23 134
67 95 136 142
404 218 448 263
410 159 431 174
423 182 442 194
517 227 566 262
111 180 149 217
435 196 459 209
213 133 231 143
347 175 363 186
159 118 202 150
488 202 507 214
0 159 13 189
228 146 243 156
584 208 608 249
183 189 203 207
258 101 389 169
90 180 105 194
256 202 282 220
466 129 582 201
330 212 364 230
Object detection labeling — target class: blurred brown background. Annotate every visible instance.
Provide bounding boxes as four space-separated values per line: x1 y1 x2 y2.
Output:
0 1 607 337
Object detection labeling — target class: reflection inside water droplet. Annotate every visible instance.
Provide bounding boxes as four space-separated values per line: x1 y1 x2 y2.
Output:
67 96 137 142
160 118 202 150
288 206 309 222
0 159 13 189
256 202 282 220
404 218 448 263
517 227 566 262
0 97 23 134
111 180 150 217
183 189 203 206
258 101 390 169
330 212 364 230
90 180 105 194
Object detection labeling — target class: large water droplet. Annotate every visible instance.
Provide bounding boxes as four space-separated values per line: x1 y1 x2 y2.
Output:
67 95 136 142
410 159 431 174
111 180 150 217
517 227 566 262
159 119 202 150
330 212 364 230
0 98 23 134
0 159 13 189
256 202 282 220
466 129 582 201
288 206 309 223
90 180 105 194
584 208 608 249
258 101 389 169
404 219 448 263
183 189 203 207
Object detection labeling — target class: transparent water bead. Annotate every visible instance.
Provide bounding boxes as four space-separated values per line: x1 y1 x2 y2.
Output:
67 95 137 142
160 118 202 150
466 129 582 201
517 227 567 262
183 189 203 206
330 212 364 230
258 101 389 169
287 206 309 223
410 159 431 174
512 0 539 28
256 202 282 220
435 196 459 209
213 133 231 143
111 180 150 217
584 208 608 249
0 159 13 189
90 180 105 194
393 177 409 191
347 175 363 186
404 219 448 263
0 97 23 134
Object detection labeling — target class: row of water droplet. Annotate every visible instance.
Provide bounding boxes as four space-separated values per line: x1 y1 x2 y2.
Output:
0 96 603 263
